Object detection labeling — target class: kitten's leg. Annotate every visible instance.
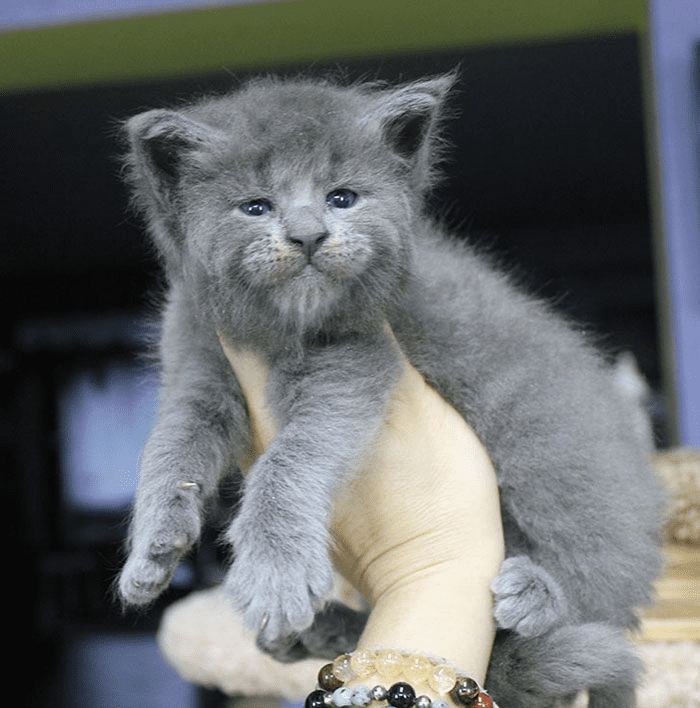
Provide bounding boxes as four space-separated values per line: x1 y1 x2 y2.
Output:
223 330 401 641
486 624 641 708
588 684 637 708
256 601 369 662
118 331 248 607
491 556 569 637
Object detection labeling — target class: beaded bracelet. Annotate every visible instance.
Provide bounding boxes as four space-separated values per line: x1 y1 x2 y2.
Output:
304 651 497 708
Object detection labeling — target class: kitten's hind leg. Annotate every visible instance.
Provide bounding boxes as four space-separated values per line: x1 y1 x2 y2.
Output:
256 601 368 663
486 624 641 708
491 556 568 637
588 684 637 708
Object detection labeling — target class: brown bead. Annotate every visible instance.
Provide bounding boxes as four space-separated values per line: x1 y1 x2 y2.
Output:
449 677 480 706
318 663 343 691
476 693 493 708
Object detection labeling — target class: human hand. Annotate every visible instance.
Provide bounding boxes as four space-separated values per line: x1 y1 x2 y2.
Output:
220 328 504 696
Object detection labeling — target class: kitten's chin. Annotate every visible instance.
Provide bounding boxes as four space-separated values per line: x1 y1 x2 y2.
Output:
272 267 345 329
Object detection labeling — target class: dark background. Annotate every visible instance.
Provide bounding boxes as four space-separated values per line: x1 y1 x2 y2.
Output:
2 34 663 706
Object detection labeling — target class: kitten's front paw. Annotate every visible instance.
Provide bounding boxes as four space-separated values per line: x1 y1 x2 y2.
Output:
491 556 568 638
224 521 334 641
118 481 202 607
118 536 189 605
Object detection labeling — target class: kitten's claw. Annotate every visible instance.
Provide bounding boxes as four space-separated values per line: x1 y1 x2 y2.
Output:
491 556 568 638
178 480 201 491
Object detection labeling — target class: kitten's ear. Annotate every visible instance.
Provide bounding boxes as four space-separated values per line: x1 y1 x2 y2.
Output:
123 109 225 269
124 109 222 209
370 73 456 186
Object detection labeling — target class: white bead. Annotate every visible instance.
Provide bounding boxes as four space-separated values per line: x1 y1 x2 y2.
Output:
332 688 353 707
432 701 450 708
351 686 372 707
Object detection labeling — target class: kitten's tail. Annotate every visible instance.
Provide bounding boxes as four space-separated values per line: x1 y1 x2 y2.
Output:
486 623 642 708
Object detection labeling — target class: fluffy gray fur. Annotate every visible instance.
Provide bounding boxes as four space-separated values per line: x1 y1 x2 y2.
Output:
117 74 663 708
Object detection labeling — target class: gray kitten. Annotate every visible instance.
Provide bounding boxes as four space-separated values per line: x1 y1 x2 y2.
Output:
117 74 663 708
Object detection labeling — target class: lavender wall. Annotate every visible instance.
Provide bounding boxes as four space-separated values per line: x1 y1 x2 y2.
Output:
648 0 700 445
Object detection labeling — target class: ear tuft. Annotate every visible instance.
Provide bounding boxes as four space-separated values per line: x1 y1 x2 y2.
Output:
370 73 457 187
122 109 224 271
384 110 432 160
125 110 218 188
134 114 193 181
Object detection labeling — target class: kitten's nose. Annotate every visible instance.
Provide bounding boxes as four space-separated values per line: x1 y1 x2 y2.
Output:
288 232 328 260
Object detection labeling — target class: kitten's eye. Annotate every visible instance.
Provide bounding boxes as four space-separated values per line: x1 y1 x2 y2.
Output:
240 199 273 216
326 189 358 209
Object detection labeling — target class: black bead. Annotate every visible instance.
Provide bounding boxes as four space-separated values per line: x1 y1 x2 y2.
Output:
387 682 417 708
305 689 328 708
449 677 480 706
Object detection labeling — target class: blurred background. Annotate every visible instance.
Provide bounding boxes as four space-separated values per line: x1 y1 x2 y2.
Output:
2 0 698 706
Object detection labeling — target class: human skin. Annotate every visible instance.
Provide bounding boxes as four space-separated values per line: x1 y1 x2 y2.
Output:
220 328 505 697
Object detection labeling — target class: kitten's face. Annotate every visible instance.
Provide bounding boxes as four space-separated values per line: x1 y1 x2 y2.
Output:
126 76 452 333
218 183 395 324
178 89 417 331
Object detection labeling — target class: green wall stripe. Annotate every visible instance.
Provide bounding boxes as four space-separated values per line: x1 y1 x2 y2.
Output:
0 0 646 93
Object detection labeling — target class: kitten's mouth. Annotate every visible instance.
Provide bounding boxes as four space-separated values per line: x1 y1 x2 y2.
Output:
302 262 323 275
283 259 330 289
294 260 327 279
